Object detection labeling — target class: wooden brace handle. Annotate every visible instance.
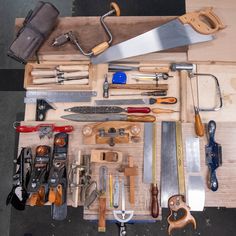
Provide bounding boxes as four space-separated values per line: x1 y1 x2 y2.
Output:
179 7 225 35
92 42 109 56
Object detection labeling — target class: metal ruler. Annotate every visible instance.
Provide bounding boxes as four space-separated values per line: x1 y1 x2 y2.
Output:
175 121 185 196
24 91 97 103
160 121 178 208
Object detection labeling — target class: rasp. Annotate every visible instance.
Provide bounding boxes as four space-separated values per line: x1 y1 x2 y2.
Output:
64 106 151 114
61 114 156 122
91 8 225 64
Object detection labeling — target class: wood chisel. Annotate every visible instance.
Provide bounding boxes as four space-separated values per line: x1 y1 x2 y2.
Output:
64 106 151 114
91 8 224 64
32 77 89 85
24 91 97 103
98 166 108 232
143 123 159 218
108 64 170 73
61 114 156 122
31 70 89 78
95 97 177 106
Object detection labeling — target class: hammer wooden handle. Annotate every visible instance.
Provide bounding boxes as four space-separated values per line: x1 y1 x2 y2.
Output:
139 66 169 73
98 194 106 232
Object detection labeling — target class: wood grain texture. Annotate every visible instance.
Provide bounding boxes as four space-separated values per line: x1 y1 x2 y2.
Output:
186 0 236 62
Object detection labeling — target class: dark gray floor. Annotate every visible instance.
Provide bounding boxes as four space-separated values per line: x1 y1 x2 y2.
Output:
1 1 236 236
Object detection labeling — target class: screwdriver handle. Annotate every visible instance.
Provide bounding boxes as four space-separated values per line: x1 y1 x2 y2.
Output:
195 111 205 137
149 97 177 105
127 115 156 122
151 183 159 218
126 107 151 113
152 108 178 114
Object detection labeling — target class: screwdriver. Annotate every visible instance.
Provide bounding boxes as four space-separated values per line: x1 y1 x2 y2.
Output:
110 90 167 97
149 97 177 105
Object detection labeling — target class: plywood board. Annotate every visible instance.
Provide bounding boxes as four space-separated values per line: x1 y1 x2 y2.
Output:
186 0 236 62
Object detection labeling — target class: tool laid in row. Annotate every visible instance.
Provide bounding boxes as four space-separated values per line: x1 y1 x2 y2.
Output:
108 83 168 91
61 114 156 122
108 64 170 73
110 90 167 97
131 73 173 82
95 97 177 106
65 106 151 114
143 123 159 218
205 120 222 191
32 76 89 85
52 2 120 56
91 8 225 64
24 91 97 104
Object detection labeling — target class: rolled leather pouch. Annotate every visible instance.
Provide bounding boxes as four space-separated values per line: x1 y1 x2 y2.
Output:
7 1 59 64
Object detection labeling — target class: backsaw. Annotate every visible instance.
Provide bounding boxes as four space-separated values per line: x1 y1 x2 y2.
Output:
91 8 225 64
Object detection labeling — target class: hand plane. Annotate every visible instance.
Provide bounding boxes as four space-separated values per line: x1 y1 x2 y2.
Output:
205 120 222 191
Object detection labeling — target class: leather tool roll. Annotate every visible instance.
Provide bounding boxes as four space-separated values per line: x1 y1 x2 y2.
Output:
8 1 59 64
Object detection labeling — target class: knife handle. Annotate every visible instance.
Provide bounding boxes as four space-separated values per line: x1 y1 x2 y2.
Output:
151 183 159 218
98 194 106 232
179 7 225 35
149 97 177 105
126 107 151 113
127 115 156 122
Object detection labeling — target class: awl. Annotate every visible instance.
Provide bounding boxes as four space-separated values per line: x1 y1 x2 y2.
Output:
95 97 177 106
64 106 151 114
91 8 224 64
61 114 156 122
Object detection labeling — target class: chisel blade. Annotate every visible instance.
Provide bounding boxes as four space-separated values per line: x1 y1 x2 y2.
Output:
91 19 214 64
160 121 178 208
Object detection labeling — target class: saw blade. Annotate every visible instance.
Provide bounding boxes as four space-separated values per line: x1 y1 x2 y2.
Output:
91 19 213 64
160 121 178 208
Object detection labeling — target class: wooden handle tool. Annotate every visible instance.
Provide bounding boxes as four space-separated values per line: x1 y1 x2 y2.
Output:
57 65 89 71
151 183 159 218
98 194 106 232
194 109 205 137
152 108 178 114
127 115 156 122
149 97 177 105
139 66 169 73
109 83 168 91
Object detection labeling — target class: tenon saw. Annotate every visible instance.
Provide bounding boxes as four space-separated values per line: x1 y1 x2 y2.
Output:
91 8 225 64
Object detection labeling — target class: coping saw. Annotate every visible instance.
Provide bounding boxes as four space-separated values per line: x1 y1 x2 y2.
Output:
91 8 225 64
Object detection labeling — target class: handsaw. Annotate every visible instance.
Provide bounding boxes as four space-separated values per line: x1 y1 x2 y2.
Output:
91 8 225 64
160 121 196 235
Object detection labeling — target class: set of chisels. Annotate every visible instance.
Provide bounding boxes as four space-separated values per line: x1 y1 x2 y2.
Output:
7 1 227 236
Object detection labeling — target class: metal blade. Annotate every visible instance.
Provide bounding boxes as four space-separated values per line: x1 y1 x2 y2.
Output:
91 19 214 64
161 121 178 208
61 114 127 122
95 99 146 105
65 106 124 114
143 123 153 184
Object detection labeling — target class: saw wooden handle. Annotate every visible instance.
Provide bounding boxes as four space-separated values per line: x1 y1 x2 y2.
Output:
195 112 205 137
127 115 156 122
167 195 196 235
179 7 225 35
98 195 106 232
151 183 159 218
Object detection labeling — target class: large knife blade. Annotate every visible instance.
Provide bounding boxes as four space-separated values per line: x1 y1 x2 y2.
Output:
91 8 224 64
61 114 156 122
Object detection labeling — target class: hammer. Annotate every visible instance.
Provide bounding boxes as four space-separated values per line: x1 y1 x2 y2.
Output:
171 63 204 137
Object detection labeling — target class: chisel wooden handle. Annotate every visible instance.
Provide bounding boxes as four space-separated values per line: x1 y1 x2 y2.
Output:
32 78 58 84
152 108 178 114
98 195 106 232
57 65 89 71
139 66 169 73
127 115 156 122
62 79 89 85
126 107 151 113
151 183 159 218
63 71 89 78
